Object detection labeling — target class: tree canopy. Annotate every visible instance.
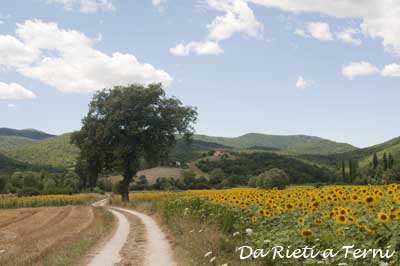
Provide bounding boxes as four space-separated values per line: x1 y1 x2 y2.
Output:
71 83 197 201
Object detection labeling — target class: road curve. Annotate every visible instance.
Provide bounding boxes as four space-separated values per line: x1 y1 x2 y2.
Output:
112 207 176 266
87 209 130 266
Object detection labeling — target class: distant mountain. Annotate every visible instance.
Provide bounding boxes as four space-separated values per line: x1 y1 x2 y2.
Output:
0 128 54 140
6 133 79 169
193 133 356 155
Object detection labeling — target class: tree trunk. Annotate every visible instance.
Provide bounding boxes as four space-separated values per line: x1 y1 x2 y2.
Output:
120 170 134 202
120 178 130 202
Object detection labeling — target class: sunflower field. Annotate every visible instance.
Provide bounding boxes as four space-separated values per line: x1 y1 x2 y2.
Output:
121 184 400 265
0 194 97 208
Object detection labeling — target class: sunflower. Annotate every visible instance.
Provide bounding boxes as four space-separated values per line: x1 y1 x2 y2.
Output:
377 212 391 223
314 218 324 225
297 217 305 224
263 209 271 217
364 195 375 205
301 228 313 238
392 209 400 219
335 215 347 224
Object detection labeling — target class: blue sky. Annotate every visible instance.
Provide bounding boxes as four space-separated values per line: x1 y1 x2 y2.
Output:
0 0 399 148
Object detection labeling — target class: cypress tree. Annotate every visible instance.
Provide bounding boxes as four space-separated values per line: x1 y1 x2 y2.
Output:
373 153 379 170
341 160 346 182
383 153 388 171
349 159 353 183
388 153 394 169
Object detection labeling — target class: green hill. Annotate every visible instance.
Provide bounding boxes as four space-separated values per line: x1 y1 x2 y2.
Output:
193 133 356 155
196 152 335 184
6 133 79 169
332 137 400 167
0 128 54 140
0 153 32 173
0 136 35 152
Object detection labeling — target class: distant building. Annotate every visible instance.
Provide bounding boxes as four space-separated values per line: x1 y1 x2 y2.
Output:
213 150 226 157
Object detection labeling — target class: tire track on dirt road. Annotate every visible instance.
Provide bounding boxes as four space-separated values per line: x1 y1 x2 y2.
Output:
89 199 176 266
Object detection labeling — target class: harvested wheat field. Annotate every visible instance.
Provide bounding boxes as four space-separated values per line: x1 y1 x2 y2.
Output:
0 205 114 266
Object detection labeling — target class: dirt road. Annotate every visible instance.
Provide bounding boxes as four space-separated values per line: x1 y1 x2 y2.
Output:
88 202 176 266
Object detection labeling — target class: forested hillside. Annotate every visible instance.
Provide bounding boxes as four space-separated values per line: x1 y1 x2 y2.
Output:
193 133 356 155
6 133 79 169
196 152 335 184
0 136 35 152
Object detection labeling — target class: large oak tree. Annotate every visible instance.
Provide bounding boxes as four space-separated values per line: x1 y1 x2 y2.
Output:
72 83 197 201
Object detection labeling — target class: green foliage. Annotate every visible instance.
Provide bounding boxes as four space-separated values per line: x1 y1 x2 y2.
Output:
197 152 335 184
251 168 290 189
193 133 356 155
7 133 79 169
73 83 197 201
1 171 80 196
181 169 196 184
209 168 225 185
0 136 35 152
169 139 228 162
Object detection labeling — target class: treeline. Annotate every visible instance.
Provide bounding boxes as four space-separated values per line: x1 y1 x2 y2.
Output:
196 152 335 184
127 167 247 191
0 171 80 196
337 152 399 185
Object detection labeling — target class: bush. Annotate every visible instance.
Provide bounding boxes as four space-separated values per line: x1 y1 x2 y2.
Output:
257 168 290 189
17 186 40 197
93 186 105 194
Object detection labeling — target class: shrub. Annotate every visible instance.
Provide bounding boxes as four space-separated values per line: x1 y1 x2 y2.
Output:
17 187 40 197
257 168 290 189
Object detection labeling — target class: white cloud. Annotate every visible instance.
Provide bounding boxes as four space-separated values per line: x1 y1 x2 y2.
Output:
248 0 400 56
7 103 16 108
152 0 166 12
46 0 116 13
0 82 36 99
0 35 38 68
206 0 263 41
295 76 314 89
336 28 362 46
382 63 400 77
294 28 308 38
170 41 223 56
296 22 362 45
342 61 379 80
306 22 333 41
170 0 263 56
0 20 172 93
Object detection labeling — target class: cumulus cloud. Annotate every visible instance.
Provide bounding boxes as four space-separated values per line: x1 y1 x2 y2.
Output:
176 0 400 55
381 63 400 77
305 22 333 41
0 82 36 99
206 0 263 41
295 76 314 89
336 28 362 46
170 41 223 56
342 61 379 80
295 22 362 45
0 20 172 93
46 0 116 13
248 0 400 56
170 0 263 56
152 0 166 12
